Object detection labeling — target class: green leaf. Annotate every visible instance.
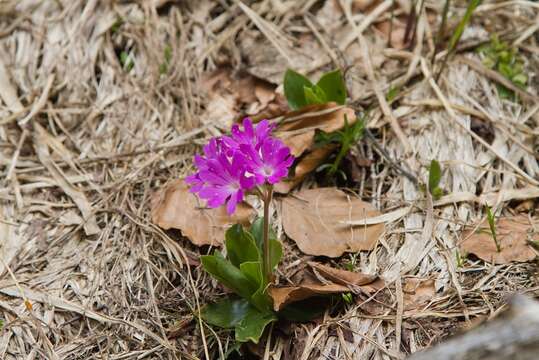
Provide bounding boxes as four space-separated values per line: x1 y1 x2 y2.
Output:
235 307 276 343
239 261 272 311
201 254 257 300
304 84 327 105
226 224 260 267
498 62 513 78
486 206 500 252
201 298 251 328
428 159 442 194
269 239 283 270
120 51 134 72
431 187 443 200
316 69 346 104
249 217 276 253
386 85 400 102
249 219 282 271
284 69 313 110
240 261 263 287
512 73 527 87
447 0 482 53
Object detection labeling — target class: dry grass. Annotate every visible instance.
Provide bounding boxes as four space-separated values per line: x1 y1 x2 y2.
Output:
0 0 538 359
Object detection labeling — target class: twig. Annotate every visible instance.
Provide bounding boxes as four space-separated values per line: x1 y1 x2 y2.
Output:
363 128 419 186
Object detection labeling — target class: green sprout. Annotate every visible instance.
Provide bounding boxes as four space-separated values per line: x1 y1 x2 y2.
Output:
455 249 467 268
428 159 443 200
477 35 528 101
342 293 353 304
485 206 500 252
315 115 365 180
159 45 172 75
120 51 134 72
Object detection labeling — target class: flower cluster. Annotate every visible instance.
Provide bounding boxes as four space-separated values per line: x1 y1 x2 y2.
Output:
186 118 294 214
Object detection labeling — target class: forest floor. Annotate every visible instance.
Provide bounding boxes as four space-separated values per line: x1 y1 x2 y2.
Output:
0 0 538 359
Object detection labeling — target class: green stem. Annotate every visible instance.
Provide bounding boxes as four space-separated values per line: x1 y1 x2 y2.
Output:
262 185 273 285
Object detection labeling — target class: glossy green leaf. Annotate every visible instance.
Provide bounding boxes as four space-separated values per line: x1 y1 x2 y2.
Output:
201 298 251 328
201 254 257 300
284 69 313 110
249 218 283 271
304 85 326 105
249 217 277 253
428 159 442 194
239 261 263 287
269 239 283 270
235 307 277 343
486 205 500 252
226 224 260 267
316 69 346 104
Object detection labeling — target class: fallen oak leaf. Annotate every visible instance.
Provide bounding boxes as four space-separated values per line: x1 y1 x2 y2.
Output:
274 145 337 194
269 266 381 312
460 215 538 264
269 283 348 312
151 179 254 246
308 261 377 286
281 188 385 257
402 278 436 311
275 103 356 157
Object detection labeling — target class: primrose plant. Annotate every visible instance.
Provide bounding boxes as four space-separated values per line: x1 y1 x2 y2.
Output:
186 119 294 343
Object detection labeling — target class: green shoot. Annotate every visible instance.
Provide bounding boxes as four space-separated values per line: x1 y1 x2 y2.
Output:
120 51 134 72
485 206 500 252
427 159 443 200
436 0 483 80
386 85 400 102
344 253 359 271
316 115 365 179
455 249 467 268
111 17 123 33
342 293 353 304
432 0 451 63
159 45 172 75
477 35 528 101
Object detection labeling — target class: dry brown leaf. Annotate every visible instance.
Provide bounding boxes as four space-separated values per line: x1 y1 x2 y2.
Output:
353 0 379 12
269 283 348 312
403 278 436 311
308 261 377 286
151 179 254 246
274 145 336 194
200 68 278 126
269 263 380 311
460 215 539 264
281 188 385 257
276 103 355 157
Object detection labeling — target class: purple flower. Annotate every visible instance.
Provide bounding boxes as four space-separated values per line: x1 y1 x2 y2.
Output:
223 118 274 151
240 138 293 185
186 138 254 214
186 118 294 214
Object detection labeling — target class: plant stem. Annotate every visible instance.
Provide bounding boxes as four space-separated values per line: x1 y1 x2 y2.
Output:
262 185 273 284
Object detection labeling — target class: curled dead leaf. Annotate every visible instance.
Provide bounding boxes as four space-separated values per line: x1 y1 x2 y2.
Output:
402 278 436 311
460 215 538 264
276 103 356 157
308 262 377 286
151 179 254 246
269 262 380 311
281 188 385 257
269 284 348 312
274 145 336 194
200 68 278 127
